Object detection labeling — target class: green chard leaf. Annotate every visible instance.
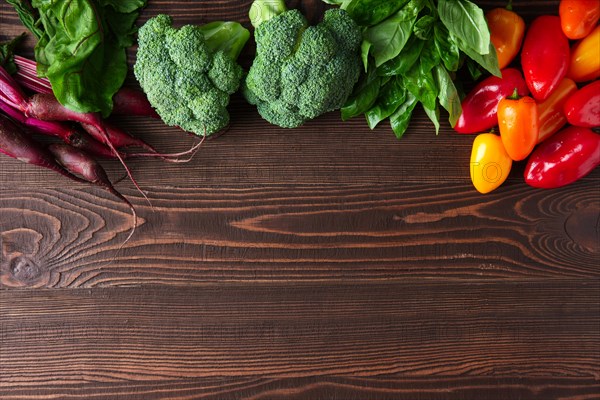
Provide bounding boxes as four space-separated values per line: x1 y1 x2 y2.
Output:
30 0 147 117
5 0 43 39
437 0 490 56
365 76 407 129
390 92 418 139
345 0 411 26
364 0 425 67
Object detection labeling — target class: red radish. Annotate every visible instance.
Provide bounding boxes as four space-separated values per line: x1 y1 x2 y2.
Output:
0 113 84 183
48 143 138 245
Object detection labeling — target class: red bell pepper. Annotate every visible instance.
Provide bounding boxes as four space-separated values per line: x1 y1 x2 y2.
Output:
454 68 528 134
524 126 600 189
521 16 570 101
563 80 600 128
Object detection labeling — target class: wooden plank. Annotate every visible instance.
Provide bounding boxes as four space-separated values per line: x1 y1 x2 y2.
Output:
2 183 599 288
1 282 598 388
0 376 599 400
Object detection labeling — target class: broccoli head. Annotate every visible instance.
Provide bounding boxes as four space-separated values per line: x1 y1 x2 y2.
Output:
243 0 362 128
134 15 250 136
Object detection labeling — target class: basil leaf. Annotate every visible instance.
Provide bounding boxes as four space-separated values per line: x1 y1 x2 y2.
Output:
466 57 484 81
364 0 425 67
458 39 501 78
390 92 418 139
434 25 460 72
341 68 382 120
404 61 437 111
418 39 440 74
423 102 440 135
365 76 407 129
5 0 43 39
438 0 490 56
377 36 424 77
345 0 410 26
413 15 435 40
361 39 372 72
434 64 462 128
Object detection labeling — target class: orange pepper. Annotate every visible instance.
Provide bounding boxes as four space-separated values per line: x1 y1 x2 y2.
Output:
559 0 600 39
568 25 600 82
497 92 539 161
536 78 578 144
486 7 525 70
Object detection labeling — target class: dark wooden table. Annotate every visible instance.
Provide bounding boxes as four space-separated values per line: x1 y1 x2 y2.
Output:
1 1 599 398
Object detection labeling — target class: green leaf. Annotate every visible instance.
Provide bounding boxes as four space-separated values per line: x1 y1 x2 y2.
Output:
434 25 460 72
0 34 26 75
434 64 462 127
364 0 425 67
31 0 147 116
5 0 44 39
458 39 501 77
423 102 440 135
361 39 372 72
390 92 418 139
403 60 438 111
365 76 407 129
345 0 410 26
377 36 424 77
413 15 435 40
341 68 382 120
438 0 490 56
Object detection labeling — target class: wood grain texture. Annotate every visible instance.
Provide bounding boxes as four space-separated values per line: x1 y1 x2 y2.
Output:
1 0 599 398
1 183 599 288
1 282 599 385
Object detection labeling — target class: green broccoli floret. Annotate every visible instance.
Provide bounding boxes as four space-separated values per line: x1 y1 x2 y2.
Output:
134 15 250 136
244 0 362 128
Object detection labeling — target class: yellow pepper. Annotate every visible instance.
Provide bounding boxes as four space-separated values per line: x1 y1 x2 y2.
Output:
470 133 513 194
568 25 600 82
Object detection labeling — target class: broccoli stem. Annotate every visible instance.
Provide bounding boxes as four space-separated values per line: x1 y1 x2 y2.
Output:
249 0 288 28
199 22 250 60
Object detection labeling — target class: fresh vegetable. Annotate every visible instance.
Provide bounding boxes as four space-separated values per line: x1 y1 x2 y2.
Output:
244 0 362 128
325 0 500 138
536 78 577 144
13 55 159 119
48 143 137 244
524 126 600 189
559 0 600 40
486 6 525 69
563 80 600 128
0 112 84 183
0 34 25 75
0 99 115 159
521 15 570 101
454 68 528 134
497 91 538 161
135 15 249 136
470 133 512 194
7 0 148 117
568 26 600 83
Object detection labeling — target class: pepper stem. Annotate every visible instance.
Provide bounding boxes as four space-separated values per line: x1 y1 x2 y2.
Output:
508 88 520 100
506 0 513 11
